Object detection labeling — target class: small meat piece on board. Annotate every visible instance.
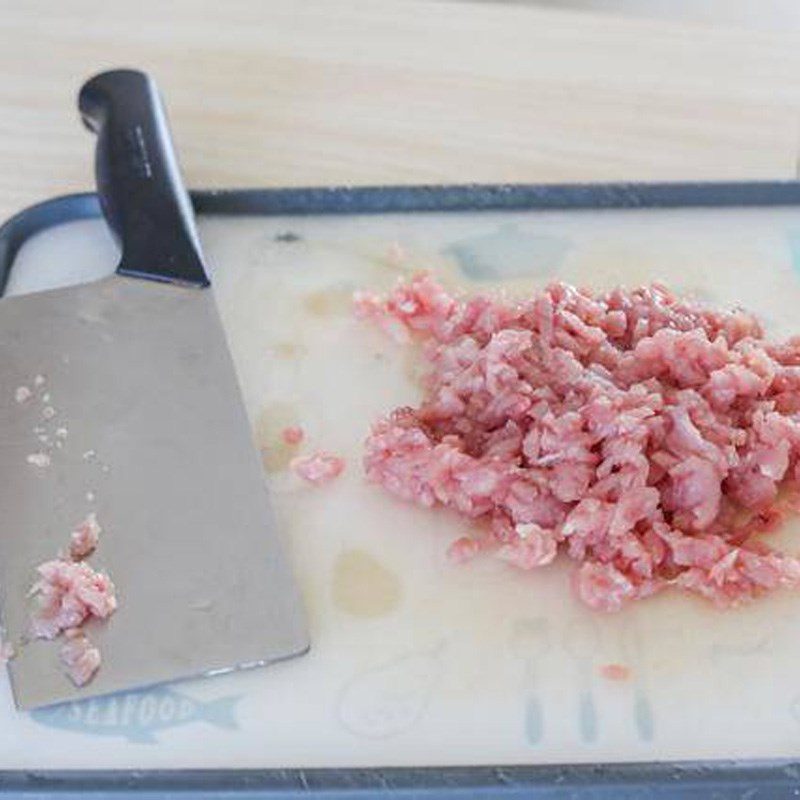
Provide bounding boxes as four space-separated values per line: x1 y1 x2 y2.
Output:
291 451 345 485
599 663 632 681
282 426 305 445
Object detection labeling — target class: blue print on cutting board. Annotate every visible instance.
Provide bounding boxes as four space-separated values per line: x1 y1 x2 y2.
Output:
31 685 240 743
444 223 571 281
509 618 550 746
336 643 444 739
788 231 800 276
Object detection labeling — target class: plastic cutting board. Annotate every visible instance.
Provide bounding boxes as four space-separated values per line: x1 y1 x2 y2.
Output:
3 204 800 769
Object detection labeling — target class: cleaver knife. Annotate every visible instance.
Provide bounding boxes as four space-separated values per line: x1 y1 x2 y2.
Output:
0 69 309 709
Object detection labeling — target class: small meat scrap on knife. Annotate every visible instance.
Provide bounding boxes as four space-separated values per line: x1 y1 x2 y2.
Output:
0 639 15 663
27 510 115 687
357 273 800 611
69 512 101 560
30 559 116 640
14 386 32 404
59 628 101 687
26 453 51 468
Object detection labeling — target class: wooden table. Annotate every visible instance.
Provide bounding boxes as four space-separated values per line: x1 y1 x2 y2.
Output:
2 0 800 221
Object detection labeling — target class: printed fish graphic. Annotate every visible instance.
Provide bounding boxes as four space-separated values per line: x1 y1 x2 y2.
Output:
444 223 571 281
31 686 240 743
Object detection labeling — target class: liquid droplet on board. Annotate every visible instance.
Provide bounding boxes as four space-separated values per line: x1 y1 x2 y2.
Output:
254 402 299 473
270 341 307 360
303 288 353 318
332 549 402 619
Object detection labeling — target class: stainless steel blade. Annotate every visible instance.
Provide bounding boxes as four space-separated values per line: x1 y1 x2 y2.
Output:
0 275 309 709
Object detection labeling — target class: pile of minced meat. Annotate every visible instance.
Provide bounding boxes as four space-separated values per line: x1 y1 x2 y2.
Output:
355 274 800 611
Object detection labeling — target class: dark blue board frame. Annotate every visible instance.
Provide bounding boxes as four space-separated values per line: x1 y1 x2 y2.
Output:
2 180 800 797
6 178 800 295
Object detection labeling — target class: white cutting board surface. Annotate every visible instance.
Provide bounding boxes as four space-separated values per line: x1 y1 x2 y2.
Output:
4 204 800 768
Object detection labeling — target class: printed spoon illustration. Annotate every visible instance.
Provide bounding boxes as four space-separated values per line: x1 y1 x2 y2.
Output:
619 623 654 742
563 618 600 743
508 617 550 745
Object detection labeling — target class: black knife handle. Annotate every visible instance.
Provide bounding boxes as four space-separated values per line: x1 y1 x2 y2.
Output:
78 69 209 287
